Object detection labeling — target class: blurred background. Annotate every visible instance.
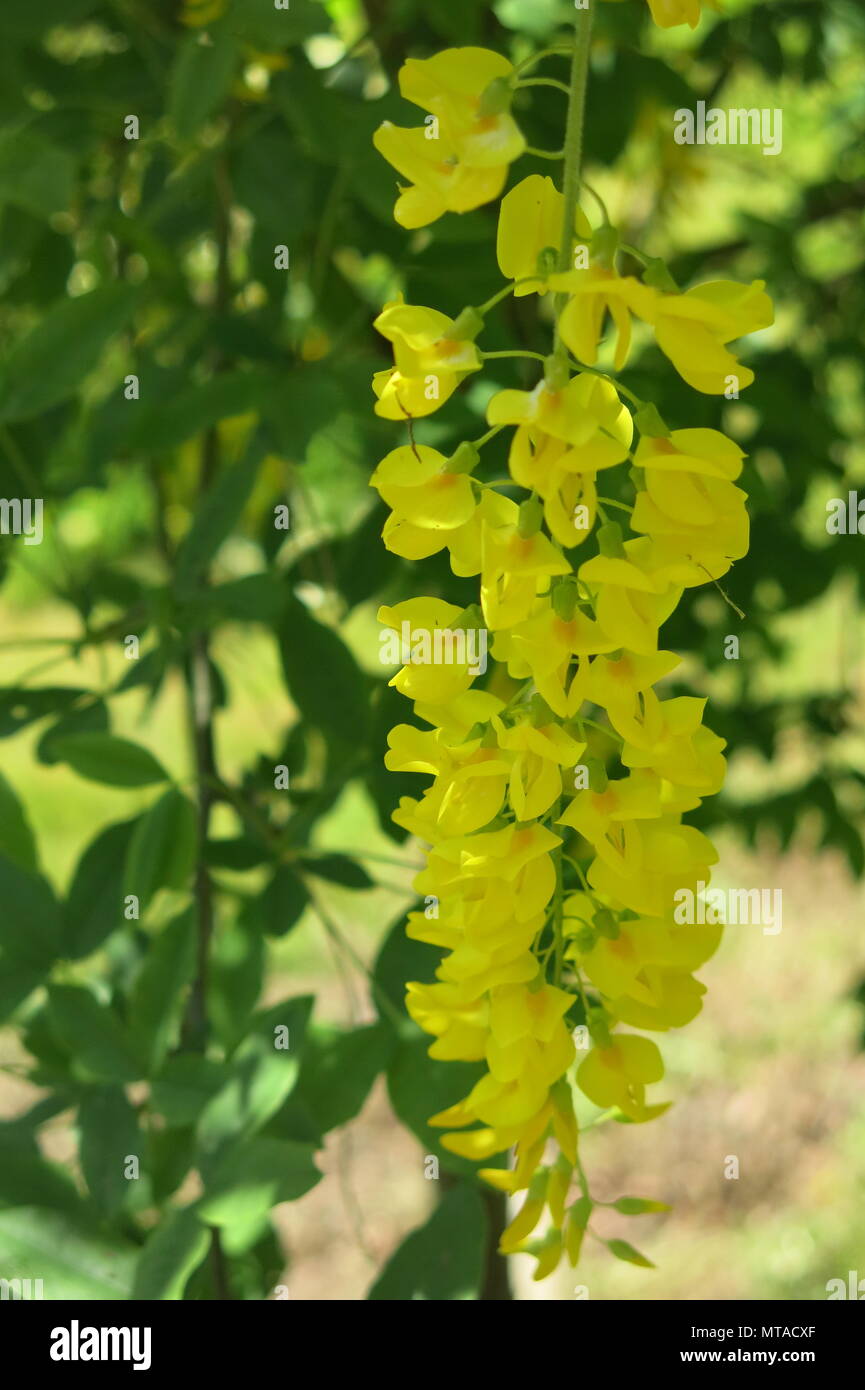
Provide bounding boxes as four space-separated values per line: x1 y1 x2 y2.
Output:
0 0 864 1299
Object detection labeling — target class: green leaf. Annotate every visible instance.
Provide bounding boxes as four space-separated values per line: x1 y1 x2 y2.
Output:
300 853 373 890
128 911 196 1074
0 857 60 968
0 285 137 423
169 32 240 142
174 451 262 595
78 1087 142 1216
198 1137 321 1248
63 819 136 960
197 997 313 1163
150 1056 231 1128
606 1237 655 1268
49 733 169 787
225 0 326 47
124 788 197 912
210 913 265 1050
0 963 44 1023
296 1022 394 1134
611 1196 670 1215
0 686 87 739
47 984 143 1084
0 126 76 220
0 770 38 872
279 596 370 749
0 1122 83 1213
368 1183 488 1300
0 1208 135 1300
36 698 109 764
254 863 309 937
131 1206 210 1301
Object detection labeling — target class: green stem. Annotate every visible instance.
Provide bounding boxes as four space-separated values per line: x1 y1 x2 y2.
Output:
516 77 571 95
512 45 576 77
554 4 594 354
481 349 546 363
524 146 565 160
472 423 507 449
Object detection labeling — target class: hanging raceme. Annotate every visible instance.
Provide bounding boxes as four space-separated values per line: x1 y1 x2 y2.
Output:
371 6 772 1282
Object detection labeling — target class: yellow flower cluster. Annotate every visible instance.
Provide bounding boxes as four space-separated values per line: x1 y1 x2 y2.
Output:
372 39 771 1281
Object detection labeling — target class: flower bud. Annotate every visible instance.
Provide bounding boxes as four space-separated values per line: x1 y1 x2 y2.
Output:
633 402 670 437
597 521 626 557
449 305 485 341
478 75 513 117
447 441 480 475
518 494 545 537
544 353 570 393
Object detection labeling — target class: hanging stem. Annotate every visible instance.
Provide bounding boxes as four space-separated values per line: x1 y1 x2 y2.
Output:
180 153 233 1303
554 4 595 360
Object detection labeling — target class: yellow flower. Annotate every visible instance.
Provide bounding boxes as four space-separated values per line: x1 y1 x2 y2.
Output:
549 268 657 370
621 695 726 796
480 522 571 630
488 372 630 449
374 48 526 227
588 815 718 916
371 444 479 560
494 716 586 820
558 769 663 876
504 379 633 547
372 299 481 419
496 175 592 296
377 597 481 704
578 537 682 655
493 604 618 717
577 1035 664 1121
646 0 702 27
572 650 681 745
640 280 774 394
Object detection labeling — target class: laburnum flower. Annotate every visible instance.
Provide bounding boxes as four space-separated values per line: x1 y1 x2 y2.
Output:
370 444 478 561
374 48 526 228
488 372 630 449
572 650 681 745
372 298 482 419
563 893 721 1030
479 517 571 630
378 597 480 706
621 694 727 797
631 428 749 583
496 175 592 296
548 268 657 370
578 536 682 655
385 724 510 838
640 280 773 394
502 376 633 547
588 815 718 917
576 1034 664 1121
557 769 664 877
492 714 586 820
646 0 704 27
493 602 618 717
